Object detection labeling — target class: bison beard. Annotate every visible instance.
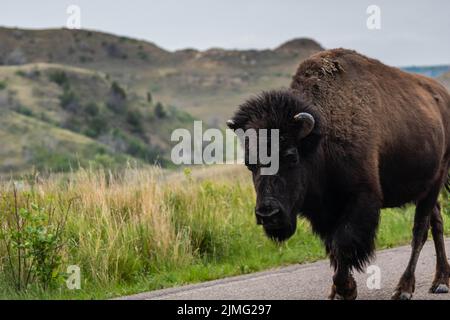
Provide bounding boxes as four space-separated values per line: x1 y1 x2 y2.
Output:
228 48 450 300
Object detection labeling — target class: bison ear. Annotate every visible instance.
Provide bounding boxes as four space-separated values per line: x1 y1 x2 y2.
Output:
294 112 315 139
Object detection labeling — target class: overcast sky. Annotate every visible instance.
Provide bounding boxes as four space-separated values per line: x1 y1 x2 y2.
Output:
1 0 449 66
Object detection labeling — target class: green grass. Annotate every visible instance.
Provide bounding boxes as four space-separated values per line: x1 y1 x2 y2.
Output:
0 166 448 299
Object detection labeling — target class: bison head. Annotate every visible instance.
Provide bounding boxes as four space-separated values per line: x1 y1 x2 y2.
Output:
227 90 321 242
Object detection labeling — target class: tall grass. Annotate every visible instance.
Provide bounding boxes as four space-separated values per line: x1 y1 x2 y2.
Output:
0 165 448 299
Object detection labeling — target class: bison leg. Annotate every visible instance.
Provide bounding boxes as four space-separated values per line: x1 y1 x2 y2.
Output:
429 202 450 294
328 192 381 300
328 259 357 300
391 214 429 300
392 181 444 300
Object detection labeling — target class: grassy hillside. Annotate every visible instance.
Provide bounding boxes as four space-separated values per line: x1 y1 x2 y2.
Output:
0 27 323 125
0 111 128 174
0 165 448 299
0 27 324 174
0 63 195 174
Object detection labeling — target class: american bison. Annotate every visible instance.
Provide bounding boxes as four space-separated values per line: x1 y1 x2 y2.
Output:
227 48 450 300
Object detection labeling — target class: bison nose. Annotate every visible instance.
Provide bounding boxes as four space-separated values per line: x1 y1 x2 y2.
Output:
255 205 282 226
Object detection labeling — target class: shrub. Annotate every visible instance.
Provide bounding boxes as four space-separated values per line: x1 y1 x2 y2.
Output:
59 89 79 111
126 109 143 133
84 102 100 117
0 189 72 290
126 137 157 161
48 71 69 88
0 80 6 90
90 154 117 169
154 102 166 119
15 69 40 79
104 43 124 59
137 51 148 61
107 82 127 113
111 81 126 100
85 116 107 138
15 70 26 77
15 105 33 117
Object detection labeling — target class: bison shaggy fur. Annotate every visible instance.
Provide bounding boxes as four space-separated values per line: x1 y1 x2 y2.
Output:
228 48 450 300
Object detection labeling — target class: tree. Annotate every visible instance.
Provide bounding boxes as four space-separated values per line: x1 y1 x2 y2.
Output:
154 102 166 119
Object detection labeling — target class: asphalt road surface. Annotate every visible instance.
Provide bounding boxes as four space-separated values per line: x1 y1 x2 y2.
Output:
121 239 450 300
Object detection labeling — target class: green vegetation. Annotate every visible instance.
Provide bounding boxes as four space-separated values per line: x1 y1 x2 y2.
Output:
28 143 125 173
0 80 6 90
48 70 69 88
1 192 71 291
15 70 27 77
154 102 166 118
137 51 149 61
126 108 143 134
0 63 196 174
111 81 126 100
14 105 33 116
0 111 131 175
0 165 448 299
59 88 79 110
84 102 100 116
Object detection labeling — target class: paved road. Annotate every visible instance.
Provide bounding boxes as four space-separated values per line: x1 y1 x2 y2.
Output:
121 239 450 300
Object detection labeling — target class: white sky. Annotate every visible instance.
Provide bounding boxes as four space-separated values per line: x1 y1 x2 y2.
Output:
1 0 449 66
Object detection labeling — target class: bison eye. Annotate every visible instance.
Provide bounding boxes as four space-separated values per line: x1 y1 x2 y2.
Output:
284 148 299 166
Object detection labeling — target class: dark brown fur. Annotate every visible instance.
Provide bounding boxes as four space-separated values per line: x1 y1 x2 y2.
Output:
292 49 450 209
228 48 450 300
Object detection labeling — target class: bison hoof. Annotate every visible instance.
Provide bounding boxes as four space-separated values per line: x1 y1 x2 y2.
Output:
391 290 412 300
328 284 357 300
430 283 449 294
332 293 345 300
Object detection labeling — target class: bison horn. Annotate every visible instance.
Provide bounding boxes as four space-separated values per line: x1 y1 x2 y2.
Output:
226 119 237 129
294 112 315 139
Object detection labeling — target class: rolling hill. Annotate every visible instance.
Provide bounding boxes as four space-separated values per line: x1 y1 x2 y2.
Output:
0 27 323 125
0 63 194 174
0 27 323 174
